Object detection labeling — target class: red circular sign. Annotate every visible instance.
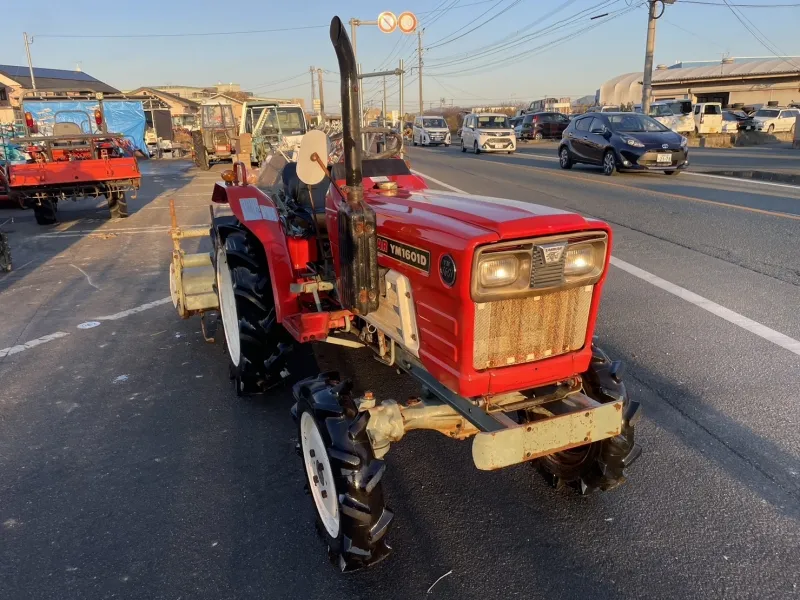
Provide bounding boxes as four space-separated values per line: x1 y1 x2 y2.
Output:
398 11 418 34
378 11 397 34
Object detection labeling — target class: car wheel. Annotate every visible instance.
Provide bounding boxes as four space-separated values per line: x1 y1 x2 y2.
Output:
534 132 543 140
767 124 774 134
461 140 466 153
445 143 450 147
559 146 573 170
474 141 481 155
602 150 617 176
413 139 417 146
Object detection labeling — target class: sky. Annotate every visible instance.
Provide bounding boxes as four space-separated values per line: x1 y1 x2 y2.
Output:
3 0 799 112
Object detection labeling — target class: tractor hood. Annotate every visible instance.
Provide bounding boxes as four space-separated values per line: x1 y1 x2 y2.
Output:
369 187 598 245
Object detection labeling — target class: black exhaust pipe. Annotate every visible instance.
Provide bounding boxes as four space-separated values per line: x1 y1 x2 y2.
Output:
329 16 378 316
330 16 363 199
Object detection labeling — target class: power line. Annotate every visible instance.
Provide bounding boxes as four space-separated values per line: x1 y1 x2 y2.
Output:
681 1 800 6
427 0 523 50
719 0 800 69
429 2 641 77
250 71 309 91
428 0 626 69
35 24 329 39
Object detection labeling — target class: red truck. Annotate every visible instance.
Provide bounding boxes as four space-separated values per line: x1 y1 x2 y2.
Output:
1 105 141 225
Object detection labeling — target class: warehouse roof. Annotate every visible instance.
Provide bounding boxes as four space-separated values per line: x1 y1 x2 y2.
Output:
0 64 119 93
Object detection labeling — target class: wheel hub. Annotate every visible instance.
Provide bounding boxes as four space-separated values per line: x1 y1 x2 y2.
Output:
300 411 340 538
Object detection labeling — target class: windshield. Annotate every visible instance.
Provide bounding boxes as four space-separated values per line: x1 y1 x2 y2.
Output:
477 115 509 129
608 113 670 132
259 107 306 135
754 109 779 118
201 105 234 128
667 101 693 115
422 118 446 128
650 105 674 117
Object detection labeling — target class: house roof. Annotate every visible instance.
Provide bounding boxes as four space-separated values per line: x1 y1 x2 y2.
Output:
0 64 119 93
128 87 200 107
652 58 800 83
203 93 243 104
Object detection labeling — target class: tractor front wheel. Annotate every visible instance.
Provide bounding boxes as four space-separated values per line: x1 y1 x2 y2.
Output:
536 344 641 494
293 374 393 572
33 198 57 225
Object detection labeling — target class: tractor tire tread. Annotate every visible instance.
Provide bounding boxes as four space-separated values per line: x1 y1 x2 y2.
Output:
293 374 393 571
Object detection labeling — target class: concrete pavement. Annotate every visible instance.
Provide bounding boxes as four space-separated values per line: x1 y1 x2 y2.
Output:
1 151 799 600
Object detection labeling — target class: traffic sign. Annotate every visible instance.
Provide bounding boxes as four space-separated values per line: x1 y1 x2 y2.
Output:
377 11 397 34
398 11 417 34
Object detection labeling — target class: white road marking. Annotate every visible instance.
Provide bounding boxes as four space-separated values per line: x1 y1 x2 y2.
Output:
411 168 800 358
0 332 69 359
95 297 172 321
513 152 558 161
685 171 800 190
611 257 800 357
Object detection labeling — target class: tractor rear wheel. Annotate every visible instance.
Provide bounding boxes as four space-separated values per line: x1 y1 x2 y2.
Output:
33 198 57 225
212 218 294 395
536 344 641 495
108 190 129 219
292 374 393 572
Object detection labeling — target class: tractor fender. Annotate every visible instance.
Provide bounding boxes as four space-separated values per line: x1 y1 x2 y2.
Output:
212 182 298 322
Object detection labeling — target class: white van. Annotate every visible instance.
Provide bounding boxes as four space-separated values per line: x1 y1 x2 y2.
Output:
413 115 451 147
241 101 308 163
460 112 515 154
693 102 723 134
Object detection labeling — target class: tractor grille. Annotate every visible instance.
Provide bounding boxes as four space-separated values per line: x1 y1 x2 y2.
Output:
530 246 565 288
473 285 593 370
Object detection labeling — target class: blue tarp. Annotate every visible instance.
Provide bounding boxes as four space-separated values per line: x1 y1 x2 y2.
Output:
22 99 149 156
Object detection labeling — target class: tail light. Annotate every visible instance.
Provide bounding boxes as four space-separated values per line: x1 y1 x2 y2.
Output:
94 109 103 127
24 112 37 133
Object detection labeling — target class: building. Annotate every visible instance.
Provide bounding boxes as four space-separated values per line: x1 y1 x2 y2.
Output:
526 97 572 114
128 87 200 127
151 85 216 100
599 57 800 108
0 64 118 125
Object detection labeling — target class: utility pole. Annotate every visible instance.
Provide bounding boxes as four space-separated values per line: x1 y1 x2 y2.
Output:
23 33 36 90
310 66 317 114
316 68 326 122
417 29 423 114
399 59 405 125
382 76 387 126
641 0 658 115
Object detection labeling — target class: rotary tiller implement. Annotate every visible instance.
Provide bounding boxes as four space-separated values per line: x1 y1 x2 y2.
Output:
168 16 641 572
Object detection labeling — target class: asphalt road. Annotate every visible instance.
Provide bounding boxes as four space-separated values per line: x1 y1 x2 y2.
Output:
515 139 800 174
1 148 799 600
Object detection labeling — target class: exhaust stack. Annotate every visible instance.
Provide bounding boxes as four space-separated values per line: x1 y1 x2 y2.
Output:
329 16 379 316
330 16 363 199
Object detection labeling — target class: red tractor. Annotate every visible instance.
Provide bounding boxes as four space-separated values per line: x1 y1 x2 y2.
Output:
170 17 640 572
2 105 140 225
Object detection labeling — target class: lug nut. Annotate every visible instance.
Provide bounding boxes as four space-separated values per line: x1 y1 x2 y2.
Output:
309 449 315 458
313 475 319 485
321 490 328 499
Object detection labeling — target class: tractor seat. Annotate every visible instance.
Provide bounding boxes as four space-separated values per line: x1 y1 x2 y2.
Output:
52 122 86 147
282 162 329 233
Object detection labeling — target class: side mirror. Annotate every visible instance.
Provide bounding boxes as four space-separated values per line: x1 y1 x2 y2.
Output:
296 129 329 185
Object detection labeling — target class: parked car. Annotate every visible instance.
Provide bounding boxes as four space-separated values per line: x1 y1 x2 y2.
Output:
509 116 523 138
557 112 688 176
460 112 516 154
692 102 723 134
516 112 570 141
751 107 799 133
634 102 680 130
412 115 451 147
662 99 695 133
722 110 748 133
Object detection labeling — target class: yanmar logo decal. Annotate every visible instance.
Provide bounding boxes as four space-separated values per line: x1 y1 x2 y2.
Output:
377 236 430 273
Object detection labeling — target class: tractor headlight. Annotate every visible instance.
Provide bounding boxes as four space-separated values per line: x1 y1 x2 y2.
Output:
564 244 596 276
479 255 519 287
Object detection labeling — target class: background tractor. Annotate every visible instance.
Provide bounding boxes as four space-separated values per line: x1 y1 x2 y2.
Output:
192 103 238 170
169 16 641 572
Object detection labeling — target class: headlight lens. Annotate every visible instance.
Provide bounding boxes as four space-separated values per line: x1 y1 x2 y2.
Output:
564 244 596 276
479 255 519 287
622 135 645 147
680 135 688 147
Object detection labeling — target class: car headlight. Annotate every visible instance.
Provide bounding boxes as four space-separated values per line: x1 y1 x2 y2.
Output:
479 255 520 288
622 135 644 147
680 136 688 147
